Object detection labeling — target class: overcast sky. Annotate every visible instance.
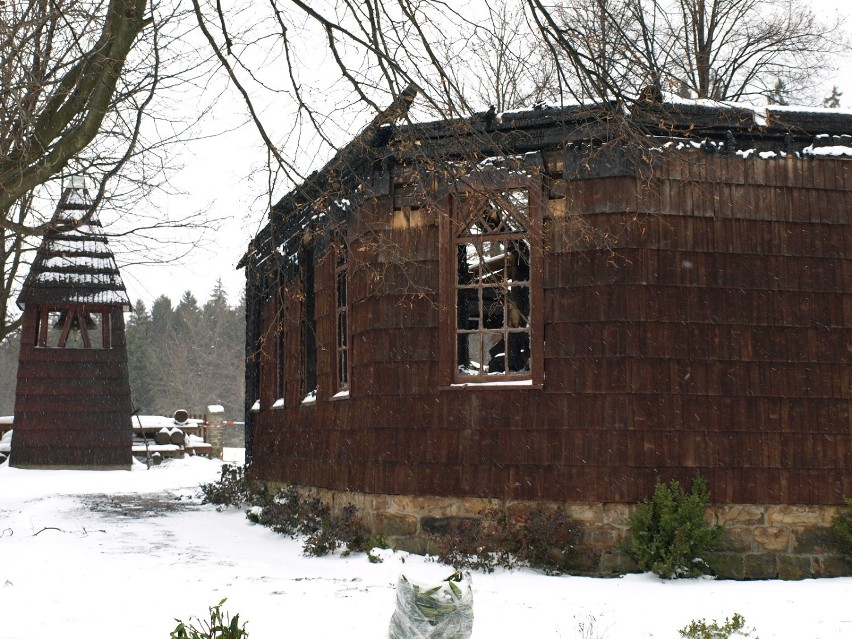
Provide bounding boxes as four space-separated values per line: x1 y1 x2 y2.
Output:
117 0 852 310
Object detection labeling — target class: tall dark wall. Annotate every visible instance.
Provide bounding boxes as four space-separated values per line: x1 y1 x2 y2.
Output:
12 308 132 468
249 153 852 505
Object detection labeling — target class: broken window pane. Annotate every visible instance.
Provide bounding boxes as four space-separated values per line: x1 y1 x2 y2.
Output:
334 235 349 393
453 188 532 381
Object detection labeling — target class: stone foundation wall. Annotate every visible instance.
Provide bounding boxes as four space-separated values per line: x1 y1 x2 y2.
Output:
712 505 851 579
298 487 852 580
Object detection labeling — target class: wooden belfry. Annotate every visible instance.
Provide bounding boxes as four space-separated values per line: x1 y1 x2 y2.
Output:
11 178 133 469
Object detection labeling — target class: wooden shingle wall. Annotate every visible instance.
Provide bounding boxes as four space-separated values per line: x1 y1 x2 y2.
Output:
544 153 851 504
12 309 133 468
250 152 851 506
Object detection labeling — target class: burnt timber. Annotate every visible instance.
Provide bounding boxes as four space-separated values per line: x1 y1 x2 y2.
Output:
243 100 852 506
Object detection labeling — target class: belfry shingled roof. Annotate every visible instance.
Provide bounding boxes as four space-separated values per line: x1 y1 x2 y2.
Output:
17 184 131 310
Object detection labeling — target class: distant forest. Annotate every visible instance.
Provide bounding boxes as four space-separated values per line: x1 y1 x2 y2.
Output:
0 280 245 422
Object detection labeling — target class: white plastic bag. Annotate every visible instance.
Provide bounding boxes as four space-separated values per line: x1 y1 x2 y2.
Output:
388 571 473 639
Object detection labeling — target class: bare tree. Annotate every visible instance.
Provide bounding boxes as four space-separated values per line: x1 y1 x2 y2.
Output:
3 0 830 343
0 0 147 340
443 3 558 112
666 0 842 101
187 0 846 197
0 0 219 342
0 0 148 221
549 0 845 102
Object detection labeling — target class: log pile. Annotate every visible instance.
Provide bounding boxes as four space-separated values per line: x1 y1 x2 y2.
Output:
132 410 213 463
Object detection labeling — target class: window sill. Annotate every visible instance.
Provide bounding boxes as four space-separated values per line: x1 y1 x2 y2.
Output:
441 379 542 391
270 398 285 409
331 390 350 400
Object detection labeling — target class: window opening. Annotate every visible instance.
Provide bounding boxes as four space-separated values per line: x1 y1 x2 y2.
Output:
301 245 317 398
35 305 110 349
275 279 286 401
454 189 531 380
334 234 349 392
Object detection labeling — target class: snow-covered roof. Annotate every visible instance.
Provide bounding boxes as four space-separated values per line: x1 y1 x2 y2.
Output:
17 185 131 310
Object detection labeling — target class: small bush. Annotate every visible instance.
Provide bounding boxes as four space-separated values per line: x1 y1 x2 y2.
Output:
171 599 248 639
679 613 758 639
830 497 852 558
430 504 578 575
202 472 380 560
626 474 722 579
200 465 256 508
304 504 370 557
429 505 513 573
514 507 577 575
252 485 326 537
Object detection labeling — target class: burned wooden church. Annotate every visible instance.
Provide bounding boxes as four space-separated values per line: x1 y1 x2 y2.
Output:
241 95 852 576
12 179 133 469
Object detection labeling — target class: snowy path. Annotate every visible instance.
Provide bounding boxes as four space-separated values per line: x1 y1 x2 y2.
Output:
1 457 851 638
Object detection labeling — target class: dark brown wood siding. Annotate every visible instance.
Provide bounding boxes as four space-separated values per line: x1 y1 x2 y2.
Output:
249 153 852 505
11 308 133 467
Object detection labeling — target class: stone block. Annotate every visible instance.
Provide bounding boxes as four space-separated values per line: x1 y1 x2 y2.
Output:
506 500 553 521
563 503 605 523
744 553 778 579
374 511 418 537
711 553 745 580
331 490 367 512
601 503 631 526
776 554 814 580
722 527 753 553
584 524 624 549
714 504 764 526
420 516 478 536
393 495 484 518
570 548 601 574
767 505 823 526
363 493 392 512
791 526 833 554
818 555 852 578
395 536 429 555
753 526 790 552
598 549 637 576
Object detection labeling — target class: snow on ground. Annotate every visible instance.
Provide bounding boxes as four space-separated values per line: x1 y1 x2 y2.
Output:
1 457 850 639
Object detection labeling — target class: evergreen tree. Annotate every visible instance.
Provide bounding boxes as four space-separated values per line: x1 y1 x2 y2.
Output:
0 331 21 415
126 300 156 414
823 86 843 109
151 295 176 336
199 280 246 419
122 288 245 422
766 78 790 106
147 295 179 415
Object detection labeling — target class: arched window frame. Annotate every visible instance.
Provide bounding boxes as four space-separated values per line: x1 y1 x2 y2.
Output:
439 169 544 386
333 230 350 394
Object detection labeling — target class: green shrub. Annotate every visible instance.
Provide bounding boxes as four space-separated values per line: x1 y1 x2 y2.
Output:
830 497 852 558
202 472 382 560
513 507 577 575
200 465 257 508
251 485 326 537
171 599 248 639
626 474 722 578
679 613 758 639
304 504 370 557
430 503 578 575
430 505 513 573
